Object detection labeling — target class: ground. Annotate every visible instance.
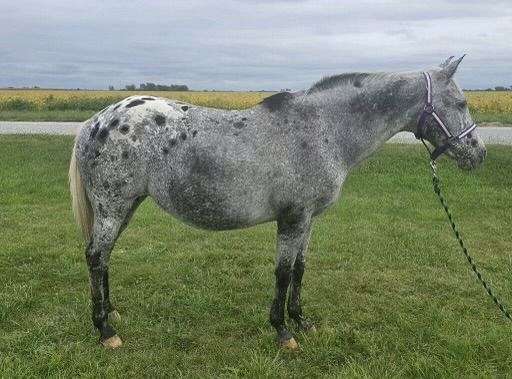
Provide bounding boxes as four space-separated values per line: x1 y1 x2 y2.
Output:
1 136 512 377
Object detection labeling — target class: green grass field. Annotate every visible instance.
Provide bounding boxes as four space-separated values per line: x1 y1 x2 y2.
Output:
1 136 512 377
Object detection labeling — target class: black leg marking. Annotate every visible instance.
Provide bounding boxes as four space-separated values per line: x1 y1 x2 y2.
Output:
85 199 142 346
270 260 294 344
270 210 312 347
85 230 118 343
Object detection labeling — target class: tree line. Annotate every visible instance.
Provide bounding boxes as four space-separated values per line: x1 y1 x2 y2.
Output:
109 83 189 91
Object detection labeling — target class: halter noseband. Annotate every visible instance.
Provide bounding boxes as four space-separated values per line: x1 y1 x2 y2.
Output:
415 72 477 161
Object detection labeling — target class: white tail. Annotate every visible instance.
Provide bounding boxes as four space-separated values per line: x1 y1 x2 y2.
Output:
69 140 93 241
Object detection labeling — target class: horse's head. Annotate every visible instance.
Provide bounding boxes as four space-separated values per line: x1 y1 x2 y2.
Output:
418 56 486 170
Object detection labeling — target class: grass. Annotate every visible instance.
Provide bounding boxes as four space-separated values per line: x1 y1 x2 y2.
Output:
1 136 512 377
471 111 512 125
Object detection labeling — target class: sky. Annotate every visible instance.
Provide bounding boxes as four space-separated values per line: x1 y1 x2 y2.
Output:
1 0 511 91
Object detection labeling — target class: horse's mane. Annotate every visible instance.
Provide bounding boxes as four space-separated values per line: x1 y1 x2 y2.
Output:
260 72 383 111
309 72 373 93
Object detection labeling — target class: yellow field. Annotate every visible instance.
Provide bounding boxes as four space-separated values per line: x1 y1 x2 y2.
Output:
465 91 512 114
0 90 272 111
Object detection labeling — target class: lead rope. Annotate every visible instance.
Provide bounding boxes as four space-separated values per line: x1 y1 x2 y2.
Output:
428 158 512 322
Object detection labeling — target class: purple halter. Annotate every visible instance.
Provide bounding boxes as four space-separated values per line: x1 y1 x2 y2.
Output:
415 72 477 161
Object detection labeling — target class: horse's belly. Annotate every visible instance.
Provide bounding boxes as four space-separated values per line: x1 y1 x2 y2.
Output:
150 167 275 230
158 189 273 230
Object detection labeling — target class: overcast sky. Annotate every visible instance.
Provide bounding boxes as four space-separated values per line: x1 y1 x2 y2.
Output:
1 0 511 90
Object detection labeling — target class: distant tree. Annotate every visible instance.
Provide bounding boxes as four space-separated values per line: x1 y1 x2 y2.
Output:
495 86 508 91
108 85 115 91
123 83 189 91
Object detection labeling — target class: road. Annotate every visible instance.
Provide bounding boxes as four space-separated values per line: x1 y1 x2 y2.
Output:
1 121 512 145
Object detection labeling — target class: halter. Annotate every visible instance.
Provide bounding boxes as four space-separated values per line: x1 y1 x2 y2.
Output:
415 72 477 161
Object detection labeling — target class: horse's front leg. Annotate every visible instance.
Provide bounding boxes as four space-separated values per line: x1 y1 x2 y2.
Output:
270 210 312 350
287 242 316 332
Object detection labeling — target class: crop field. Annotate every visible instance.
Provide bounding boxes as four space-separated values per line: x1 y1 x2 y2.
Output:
1 136 512 376
0 89 511 123
0 90 272 122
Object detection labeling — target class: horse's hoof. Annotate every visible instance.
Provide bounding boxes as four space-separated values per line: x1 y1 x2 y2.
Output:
109 310 121 321
101 335 123 349
279 337 299 351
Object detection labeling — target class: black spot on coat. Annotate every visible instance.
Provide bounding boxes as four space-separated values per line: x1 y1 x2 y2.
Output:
180 132 187 141
90 122 100 139
109 119 119 129
141 97 156 100
98 128 109 142
233 121 246 129
192 130 198 137
126 99 145 108
154 115 166 126
121 151 129 159
181 105 189 111
119 124 130 134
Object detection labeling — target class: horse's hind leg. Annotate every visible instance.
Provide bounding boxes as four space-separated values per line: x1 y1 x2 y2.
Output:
102 196 146 322
270 210 312 350
85 198 143 348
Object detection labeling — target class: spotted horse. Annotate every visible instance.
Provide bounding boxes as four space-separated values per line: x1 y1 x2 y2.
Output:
69 56 486 349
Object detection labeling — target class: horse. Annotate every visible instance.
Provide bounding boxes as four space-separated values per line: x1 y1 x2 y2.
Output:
69 56 486 350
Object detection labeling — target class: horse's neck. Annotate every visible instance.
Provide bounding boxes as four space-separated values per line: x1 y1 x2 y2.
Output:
304 73 424 168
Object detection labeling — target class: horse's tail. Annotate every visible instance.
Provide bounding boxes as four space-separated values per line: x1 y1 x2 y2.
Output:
69 139 93 241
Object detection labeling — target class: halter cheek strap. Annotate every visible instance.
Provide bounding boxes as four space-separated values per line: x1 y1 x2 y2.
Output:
415 72 477 161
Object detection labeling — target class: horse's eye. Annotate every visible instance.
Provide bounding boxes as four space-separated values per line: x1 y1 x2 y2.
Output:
457 100 467 109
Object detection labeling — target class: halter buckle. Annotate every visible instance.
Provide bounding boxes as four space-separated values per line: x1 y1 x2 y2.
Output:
423 104 434 114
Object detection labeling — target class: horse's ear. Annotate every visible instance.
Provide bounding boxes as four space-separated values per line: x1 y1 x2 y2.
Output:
439 56 455 68
440 54 465 79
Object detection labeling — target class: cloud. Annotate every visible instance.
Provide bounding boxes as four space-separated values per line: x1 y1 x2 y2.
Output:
1 0 511 90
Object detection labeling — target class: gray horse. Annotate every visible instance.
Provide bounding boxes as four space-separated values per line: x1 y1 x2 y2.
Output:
69 56 485 350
